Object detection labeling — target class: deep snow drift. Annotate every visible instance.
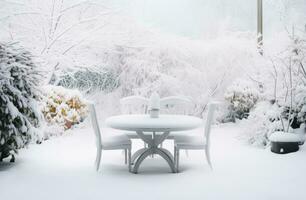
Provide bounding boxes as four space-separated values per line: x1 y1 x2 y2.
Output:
0 122 305 200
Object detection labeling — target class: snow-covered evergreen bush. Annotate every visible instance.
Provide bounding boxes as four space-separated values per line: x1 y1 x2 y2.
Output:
0 42 42 162
243 101 287 147
224 79 260 121
41 86 88 134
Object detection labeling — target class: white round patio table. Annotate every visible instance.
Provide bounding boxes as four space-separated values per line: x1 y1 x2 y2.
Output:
105 114 203 173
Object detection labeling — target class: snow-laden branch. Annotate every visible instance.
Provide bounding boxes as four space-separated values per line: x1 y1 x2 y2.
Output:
0 12 44 22
62 22 109 55
41 17 100 54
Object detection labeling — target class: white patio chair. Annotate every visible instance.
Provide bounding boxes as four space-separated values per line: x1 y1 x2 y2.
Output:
173 102 217 172
120 95 149 115
159 96 194 150
89 103 132 172
160 95 193 115
120 96 149 139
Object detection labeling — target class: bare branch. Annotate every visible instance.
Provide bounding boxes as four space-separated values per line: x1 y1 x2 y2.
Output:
0 12 43 22
41 17 99 54
52 0 64 37
62 23 108 55
48 0 56 38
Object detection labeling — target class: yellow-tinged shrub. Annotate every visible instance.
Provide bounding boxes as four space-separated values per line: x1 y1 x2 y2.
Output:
42 86 88 130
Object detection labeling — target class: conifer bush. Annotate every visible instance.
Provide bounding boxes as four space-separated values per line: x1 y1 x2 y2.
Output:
0 42 42 162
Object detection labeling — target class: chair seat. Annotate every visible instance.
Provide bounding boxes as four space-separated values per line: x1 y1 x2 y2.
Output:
167 127 204 139
174 135 207 149
166 132 194 139
124 131 140 139
125 131 154 140
102 134 131 149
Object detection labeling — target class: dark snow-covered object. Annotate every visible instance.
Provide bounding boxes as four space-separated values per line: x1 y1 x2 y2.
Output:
269 131 305 154
0 42 42 162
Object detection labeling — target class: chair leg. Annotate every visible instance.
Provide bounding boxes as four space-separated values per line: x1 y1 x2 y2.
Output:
205 147 212 170
176 149 180 173
174 146 177 172
128 148 132 172
95 148 102 171
124 149 127 164
185 150 189 157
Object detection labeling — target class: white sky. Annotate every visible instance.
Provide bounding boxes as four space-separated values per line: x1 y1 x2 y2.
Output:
105 0 306 39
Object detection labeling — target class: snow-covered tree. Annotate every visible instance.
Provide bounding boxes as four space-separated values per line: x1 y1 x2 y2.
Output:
275 28 306 130
0 0 113 84
241 28 306 147
0 42 42 162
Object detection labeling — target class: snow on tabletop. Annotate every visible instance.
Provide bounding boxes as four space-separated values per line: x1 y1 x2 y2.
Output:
269 131 305 142
105 114 203 131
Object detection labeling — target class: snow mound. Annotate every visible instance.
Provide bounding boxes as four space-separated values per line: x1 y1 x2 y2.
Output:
269 131 305 142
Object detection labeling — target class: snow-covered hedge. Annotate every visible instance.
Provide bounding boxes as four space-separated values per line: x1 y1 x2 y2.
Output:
56 66 119 93
224 79 260 121
41 86 88 134
0 42 43 162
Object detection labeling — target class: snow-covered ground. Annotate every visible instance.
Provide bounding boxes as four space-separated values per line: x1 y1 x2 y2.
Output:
1 123 305 200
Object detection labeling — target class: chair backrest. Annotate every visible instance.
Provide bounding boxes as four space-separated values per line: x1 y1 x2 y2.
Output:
120 95 149 114
88 103 102 149
160 96 193 114
204 102 217 147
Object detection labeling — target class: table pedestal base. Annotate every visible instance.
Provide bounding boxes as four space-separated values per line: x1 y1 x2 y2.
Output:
131 130 176 173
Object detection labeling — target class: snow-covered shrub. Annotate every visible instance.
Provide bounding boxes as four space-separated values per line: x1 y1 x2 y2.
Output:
57 66 119 93
41 86 88 133
243 101 287 147
295 87 306 125
239 29 306 146
282 86 306 129
0 42 43 162
224 79 260 121
272 30 306 130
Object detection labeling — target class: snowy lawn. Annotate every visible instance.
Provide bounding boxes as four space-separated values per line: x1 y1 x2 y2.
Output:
1 123 305 200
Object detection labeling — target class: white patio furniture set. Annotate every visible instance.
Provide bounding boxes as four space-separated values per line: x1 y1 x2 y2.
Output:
89 93 218 174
